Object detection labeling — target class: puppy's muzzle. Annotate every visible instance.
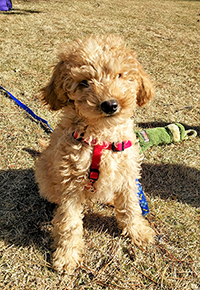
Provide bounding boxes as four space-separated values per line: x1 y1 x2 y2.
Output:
101 99 118 115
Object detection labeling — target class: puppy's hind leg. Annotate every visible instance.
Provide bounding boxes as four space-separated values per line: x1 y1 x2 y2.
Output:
52 195 84 274
114 184 155 247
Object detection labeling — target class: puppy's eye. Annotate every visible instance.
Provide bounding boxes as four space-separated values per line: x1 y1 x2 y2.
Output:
118 74 122 78
79 80 89 88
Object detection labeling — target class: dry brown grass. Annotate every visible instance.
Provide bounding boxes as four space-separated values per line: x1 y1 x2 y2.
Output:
0 0 200 289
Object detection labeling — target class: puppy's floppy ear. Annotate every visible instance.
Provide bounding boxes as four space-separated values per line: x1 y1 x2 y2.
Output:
136 61 154 107
41 60 70 111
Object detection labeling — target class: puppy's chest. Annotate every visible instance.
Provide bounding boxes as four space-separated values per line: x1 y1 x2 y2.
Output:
88 144 136 185
74 144 131 171
98 147 134 177
67 134 137 185
85 145 136 200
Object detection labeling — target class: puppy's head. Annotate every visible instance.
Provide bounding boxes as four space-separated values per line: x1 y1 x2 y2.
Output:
41 35 154 124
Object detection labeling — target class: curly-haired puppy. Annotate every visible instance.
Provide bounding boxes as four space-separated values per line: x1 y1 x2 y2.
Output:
35 35 155 273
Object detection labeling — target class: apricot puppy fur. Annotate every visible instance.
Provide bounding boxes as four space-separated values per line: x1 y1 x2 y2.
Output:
35 35 155 273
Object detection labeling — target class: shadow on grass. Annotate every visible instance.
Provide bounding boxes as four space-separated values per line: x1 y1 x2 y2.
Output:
83 211 121 238
141 163 200 207
0 169 55 251
0 162 199 250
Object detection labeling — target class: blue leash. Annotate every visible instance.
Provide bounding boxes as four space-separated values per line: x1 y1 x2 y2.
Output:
1 85 149 216
0 85 53 132
136 179 149 216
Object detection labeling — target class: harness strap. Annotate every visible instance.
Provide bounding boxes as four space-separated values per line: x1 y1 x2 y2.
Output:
73 131 132 182
73 131 149 216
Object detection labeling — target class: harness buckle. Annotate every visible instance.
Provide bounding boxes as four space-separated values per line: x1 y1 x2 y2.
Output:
88 168 99 181
112 141 125 152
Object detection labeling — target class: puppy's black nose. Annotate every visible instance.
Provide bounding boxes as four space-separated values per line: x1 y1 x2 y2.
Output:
101 99 118 114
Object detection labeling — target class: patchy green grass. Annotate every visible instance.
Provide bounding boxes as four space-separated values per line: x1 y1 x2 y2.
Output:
0 0 199 289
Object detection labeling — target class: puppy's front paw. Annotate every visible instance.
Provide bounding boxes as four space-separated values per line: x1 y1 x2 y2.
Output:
52 246 82 274
123 219 155 247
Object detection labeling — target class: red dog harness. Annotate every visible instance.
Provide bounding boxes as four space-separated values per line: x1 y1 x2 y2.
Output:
73 131 132 188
